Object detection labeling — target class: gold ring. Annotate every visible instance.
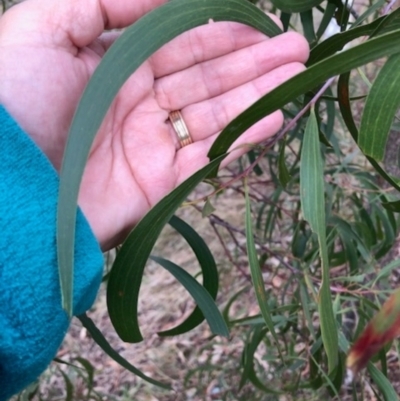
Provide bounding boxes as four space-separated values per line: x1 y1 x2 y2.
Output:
169 110 193 148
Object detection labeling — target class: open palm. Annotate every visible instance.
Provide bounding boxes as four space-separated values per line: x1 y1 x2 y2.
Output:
0 0 309 249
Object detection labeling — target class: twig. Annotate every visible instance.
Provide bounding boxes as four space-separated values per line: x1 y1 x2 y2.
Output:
204 211 301 275
273 76 336 141
189 77 336 203
209 221 251 281
383 0 398 15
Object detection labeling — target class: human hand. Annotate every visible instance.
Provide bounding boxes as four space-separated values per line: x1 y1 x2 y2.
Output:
0 0 309 250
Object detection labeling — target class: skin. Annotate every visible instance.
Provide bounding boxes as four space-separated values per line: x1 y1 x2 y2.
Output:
0 0 309 250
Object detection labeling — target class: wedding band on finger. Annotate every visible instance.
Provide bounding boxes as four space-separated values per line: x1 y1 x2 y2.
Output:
169 110 193 148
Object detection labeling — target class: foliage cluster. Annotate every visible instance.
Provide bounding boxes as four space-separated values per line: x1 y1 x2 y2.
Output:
11 0 400 399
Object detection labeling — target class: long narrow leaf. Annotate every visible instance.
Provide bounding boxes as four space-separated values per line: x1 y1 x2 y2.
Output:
368 363 399 401
309 7 400 66
300 10 317 44
77 314 170 389
151 256 229 338
315 2 337 42
352 0 387 28
107 156 225 342
244 181 282 357
278 139 291 187
59 371 74 401
337 72 400 191
244 327 283 394
300 109 338 372
358 53 400 160
57 0 282 315
309 17 384 66
208 28 400 164
382 199 400 213
158 215 219 336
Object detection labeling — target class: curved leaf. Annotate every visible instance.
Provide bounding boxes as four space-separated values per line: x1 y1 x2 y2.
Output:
57 0 282 315
358 53 400 161
368 363 399 401
309 7 400 66
308 15 386 66
157 215 219 336
151 256 229 338
208 28 400 167
77 314 170 389
337 72 400 191
107 155 225 343
240 326 282 394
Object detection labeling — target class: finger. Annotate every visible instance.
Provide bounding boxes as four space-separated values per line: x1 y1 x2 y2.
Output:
155 32 309 110
149 14 283 78
175 62 306 142
175 110 284 182
2 0 167 47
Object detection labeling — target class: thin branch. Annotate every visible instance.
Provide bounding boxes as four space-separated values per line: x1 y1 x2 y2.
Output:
383 0 398 15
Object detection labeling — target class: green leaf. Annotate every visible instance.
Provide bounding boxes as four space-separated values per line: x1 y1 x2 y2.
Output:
382 199 400 213
373 203 396 259
358 53 400 160
59 370 74 401
244 181 282 357
107 156 225 343
308 10 400 66
309 22 378 66
75 357 95 397
208 28 400 166
280 12 292 32
57 0 282 316
222 286 250 324
300 10 317 44
202 198 216 217
299 280 316 340
263 188 283 240
300 109 338 372
78 314 171 389
330 216 371 265
369 5 400 37
151 256 229 338
270 0 324 13
247 149 263 176
373 259 400 285
315 2 337 42
240 325 282 394
352 0 387 28
278 139 291 187
300 110 325 234
337 72 400 191
157 215 219 336
323 86 336 140
368 362 399 401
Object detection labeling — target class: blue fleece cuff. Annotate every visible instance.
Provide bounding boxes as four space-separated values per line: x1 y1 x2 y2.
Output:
0 106 104 400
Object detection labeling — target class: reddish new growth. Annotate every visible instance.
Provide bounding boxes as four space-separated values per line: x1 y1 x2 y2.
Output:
347 291 400 375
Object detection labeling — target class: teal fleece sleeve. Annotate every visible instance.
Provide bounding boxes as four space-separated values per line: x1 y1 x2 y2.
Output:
0 106 104 400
